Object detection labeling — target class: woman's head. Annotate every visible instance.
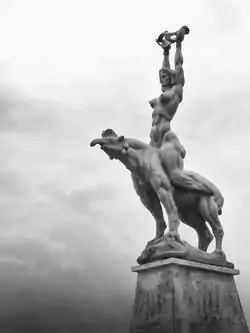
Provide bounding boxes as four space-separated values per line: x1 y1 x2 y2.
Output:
159 68 175 91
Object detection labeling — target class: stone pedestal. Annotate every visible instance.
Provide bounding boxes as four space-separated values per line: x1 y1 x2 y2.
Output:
130 258 249 333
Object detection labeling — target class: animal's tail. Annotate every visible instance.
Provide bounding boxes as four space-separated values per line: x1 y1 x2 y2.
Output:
214 196 223 215
210 183 224 215
208 185 224 215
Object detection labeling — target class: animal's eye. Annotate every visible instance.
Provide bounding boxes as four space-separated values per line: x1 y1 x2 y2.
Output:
118 136 124 142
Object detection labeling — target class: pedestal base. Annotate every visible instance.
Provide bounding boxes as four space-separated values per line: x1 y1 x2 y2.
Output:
137 236 234 268
130 258 249 333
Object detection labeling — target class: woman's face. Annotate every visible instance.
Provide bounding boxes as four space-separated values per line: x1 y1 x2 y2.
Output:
159 71 172 90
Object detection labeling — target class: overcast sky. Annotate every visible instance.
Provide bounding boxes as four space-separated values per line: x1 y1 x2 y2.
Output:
1 0 250 331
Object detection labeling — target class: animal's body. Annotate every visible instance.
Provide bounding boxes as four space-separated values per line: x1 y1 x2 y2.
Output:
90 131 225 255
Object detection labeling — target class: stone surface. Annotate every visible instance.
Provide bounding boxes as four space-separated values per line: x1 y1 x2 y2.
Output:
137 236 234 268
90 130 227 259
130 258 249 333
90 26 230 262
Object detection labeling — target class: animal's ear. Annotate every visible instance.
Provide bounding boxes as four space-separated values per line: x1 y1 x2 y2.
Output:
118 135 125 142
102 128 117 138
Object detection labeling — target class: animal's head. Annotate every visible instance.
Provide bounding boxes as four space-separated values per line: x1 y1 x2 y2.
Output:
90 128 129 160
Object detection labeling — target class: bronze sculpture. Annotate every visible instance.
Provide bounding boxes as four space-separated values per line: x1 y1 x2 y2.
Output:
90 27 233 268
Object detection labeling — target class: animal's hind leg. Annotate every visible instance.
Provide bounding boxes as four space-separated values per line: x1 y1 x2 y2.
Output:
196 222 214 252
199 197 225 256
179 211 214 252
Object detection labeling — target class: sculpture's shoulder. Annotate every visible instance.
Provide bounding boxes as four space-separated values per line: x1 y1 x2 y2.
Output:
162 130 179 143
161 85 182 104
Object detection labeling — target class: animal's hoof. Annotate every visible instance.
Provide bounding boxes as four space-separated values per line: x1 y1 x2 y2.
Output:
164 231 181 242
147 236 163 245
211 249 226 259
137 247 156 264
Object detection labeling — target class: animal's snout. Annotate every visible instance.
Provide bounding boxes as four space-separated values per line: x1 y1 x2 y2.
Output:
90 138 105 147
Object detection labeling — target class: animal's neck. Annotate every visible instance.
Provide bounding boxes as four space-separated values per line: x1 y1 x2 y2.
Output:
118 148 141 172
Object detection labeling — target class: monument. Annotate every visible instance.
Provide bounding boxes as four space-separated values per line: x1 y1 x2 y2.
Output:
90 26 249 332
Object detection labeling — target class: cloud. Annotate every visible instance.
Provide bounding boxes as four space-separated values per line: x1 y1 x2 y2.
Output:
0 0 249 331
0 169 27 197
0 98 56 135
0 259 132 333
206 0 241 33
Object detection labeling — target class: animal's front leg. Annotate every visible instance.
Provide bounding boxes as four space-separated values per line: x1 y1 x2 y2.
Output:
157 188 179 232
131 174 167 244
156 187 183 243
151 175 180 236
144 190 167 244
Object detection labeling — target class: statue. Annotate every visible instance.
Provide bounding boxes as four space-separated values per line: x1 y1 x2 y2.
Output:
90 27 233 268
90 129 231 267
148 27 212 196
